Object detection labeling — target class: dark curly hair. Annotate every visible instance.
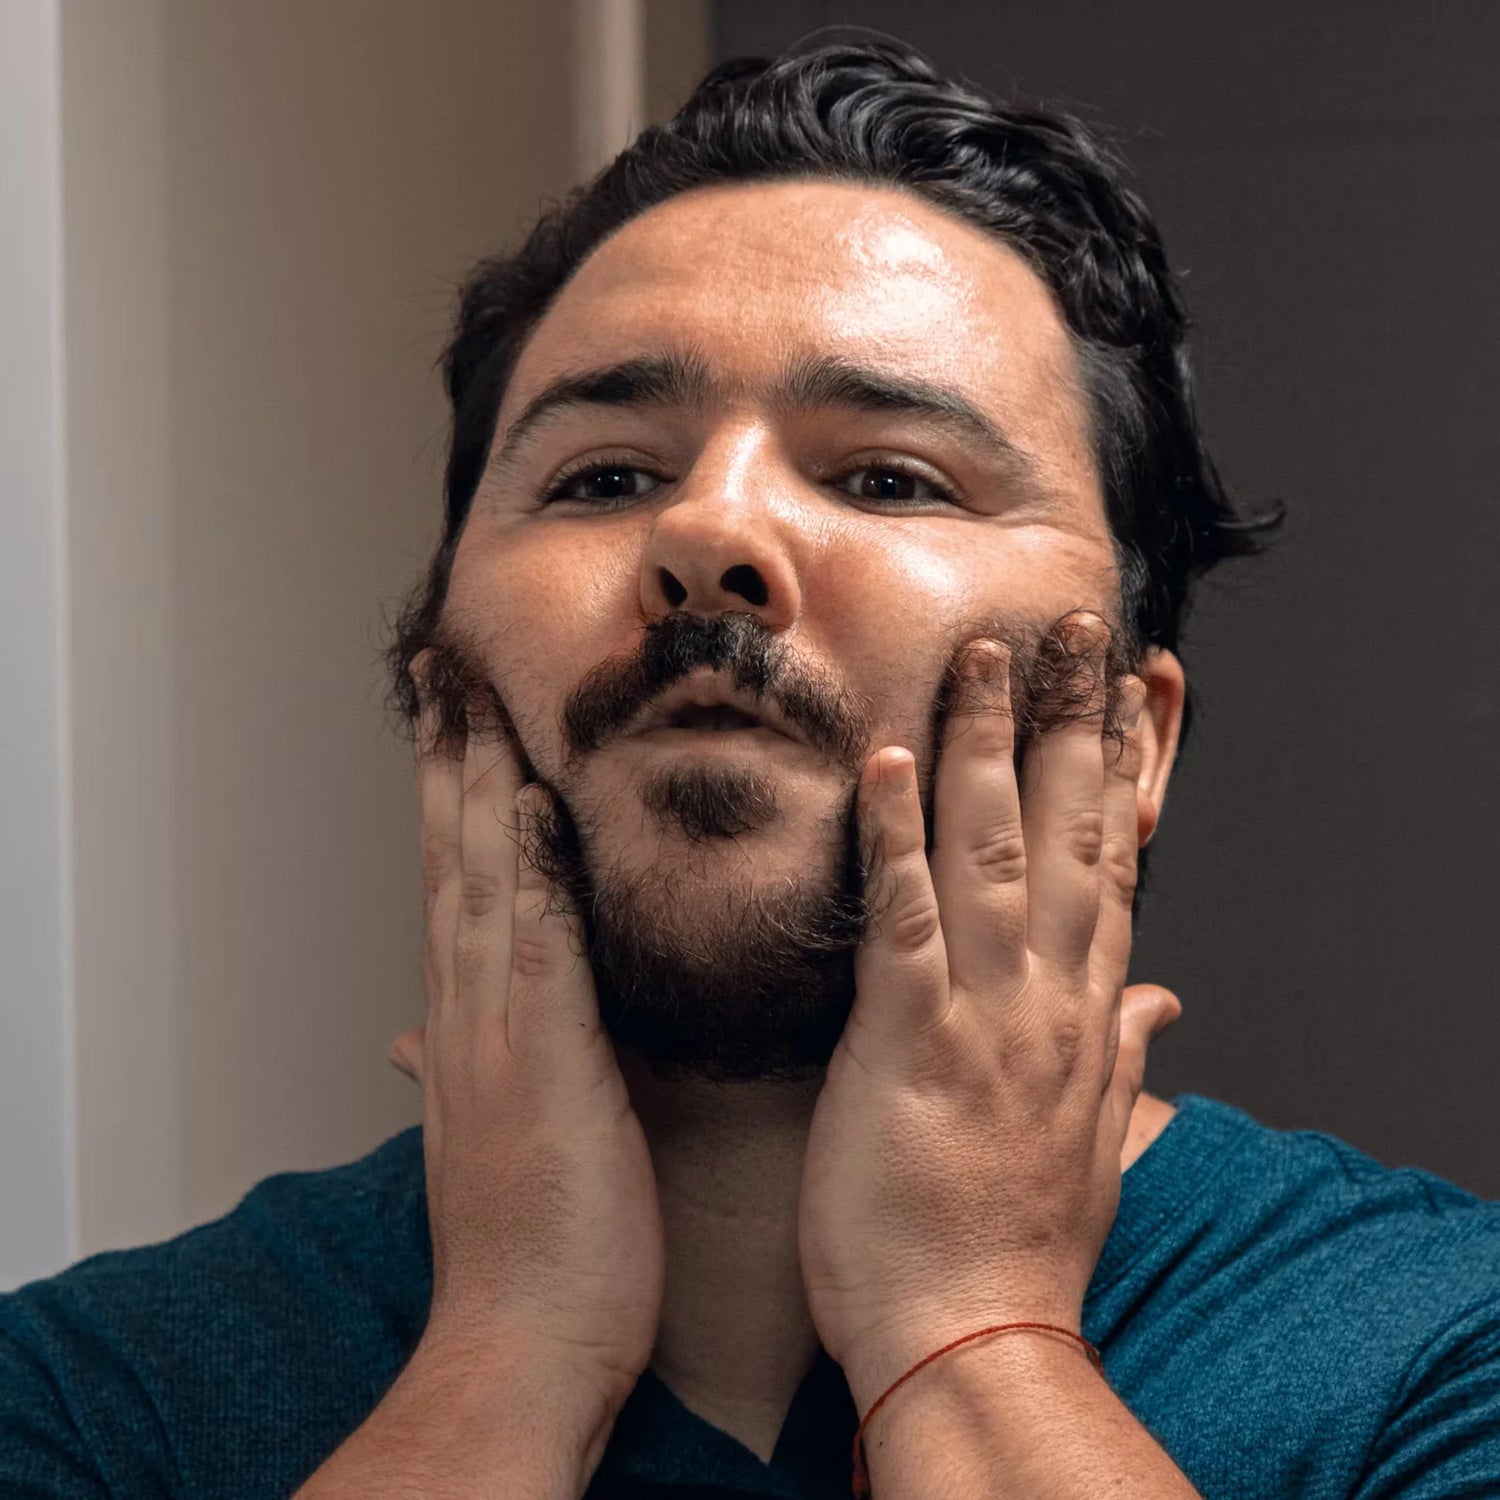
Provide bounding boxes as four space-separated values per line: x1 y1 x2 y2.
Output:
386 37 1283 766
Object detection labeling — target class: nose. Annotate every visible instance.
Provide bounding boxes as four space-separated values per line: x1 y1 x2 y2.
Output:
638 438 801 631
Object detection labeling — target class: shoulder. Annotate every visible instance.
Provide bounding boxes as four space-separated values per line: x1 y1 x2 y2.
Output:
1195 1096 1496 1275
5 1123 430 1344
1136 1095 1499 1331
0 1126 429 1500
1097 1096 1500 1498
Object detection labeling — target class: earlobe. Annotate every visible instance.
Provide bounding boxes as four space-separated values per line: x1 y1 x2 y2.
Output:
1135 647 1186 848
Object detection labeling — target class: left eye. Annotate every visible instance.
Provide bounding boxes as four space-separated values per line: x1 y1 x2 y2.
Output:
833 466 956 506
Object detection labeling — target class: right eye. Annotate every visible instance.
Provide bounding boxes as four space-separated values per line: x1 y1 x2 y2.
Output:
543 463 665 506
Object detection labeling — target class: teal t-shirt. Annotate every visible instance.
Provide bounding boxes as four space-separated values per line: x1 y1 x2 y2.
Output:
3 1096 1498 1497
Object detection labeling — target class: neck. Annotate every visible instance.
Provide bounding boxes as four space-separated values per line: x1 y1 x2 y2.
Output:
619 1045 1176 1463
619 1050 825 1461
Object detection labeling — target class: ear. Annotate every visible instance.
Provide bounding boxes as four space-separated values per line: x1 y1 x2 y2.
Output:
1135 647 1185 847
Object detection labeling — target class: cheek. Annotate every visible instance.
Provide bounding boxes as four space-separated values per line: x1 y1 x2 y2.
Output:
811 519 980 625
446 524 639 763
804 524 981 741
807 522 1115 753
497 526 638 641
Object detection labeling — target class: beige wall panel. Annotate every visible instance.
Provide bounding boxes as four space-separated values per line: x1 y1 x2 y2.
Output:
62 0 579 1252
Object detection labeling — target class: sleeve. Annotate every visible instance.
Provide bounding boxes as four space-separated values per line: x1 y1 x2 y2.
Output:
0 1317 112 1499
1351 1297 1500 1500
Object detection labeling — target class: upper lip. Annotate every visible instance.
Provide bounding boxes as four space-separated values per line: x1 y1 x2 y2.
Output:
631 670 799 742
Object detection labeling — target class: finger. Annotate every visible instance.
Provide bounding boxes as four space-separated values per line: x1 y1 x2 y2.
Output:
417 673 464 1006
1102 985 1182 1143
1021 616 1110 974
850 747 951 1050
453 715 525 1022
505 785 603 1061
1089 677 1148 999
387 1026 425 1084
931 639 1028 995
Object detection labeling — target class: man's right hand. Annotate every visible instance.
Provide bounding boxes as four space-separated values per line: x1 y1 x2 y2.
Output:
297 663 663 1498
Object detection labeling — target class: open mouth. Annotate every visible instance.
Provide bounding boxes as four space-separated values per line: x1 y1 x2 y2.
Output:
664 704 766 732
628 671 797 744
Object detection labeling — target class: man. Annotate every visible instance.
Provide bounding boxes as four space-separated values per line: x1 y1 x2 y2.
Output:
3 38 1497 1500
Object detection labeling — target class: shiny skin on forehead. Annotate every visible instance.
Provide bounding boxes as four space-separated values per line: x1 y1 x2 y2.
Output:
498 180 1100 504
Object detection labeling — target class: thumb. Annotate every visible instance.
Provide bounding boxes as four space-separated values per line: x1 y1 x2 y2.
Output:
386 1025 426 1084
1123 983 1183 1043
1106 984 1182 1132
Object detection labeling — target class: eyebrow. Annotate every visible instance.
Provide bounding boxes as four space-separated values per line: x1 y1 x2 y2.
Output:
777 352 1032 478
490 351 716 474
488 346 1040 489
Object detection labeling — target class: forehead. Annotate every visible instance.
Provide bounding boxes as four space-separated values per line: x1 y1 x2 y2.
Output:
500 180 1095 483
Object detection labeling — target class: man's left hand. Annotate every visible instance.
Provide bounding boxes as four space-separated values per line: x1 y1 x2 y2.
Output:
798 614 1181 1404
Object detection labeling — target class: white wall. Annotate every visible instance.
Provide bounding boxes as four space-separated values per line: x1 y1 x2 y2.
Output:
0 0 74 1290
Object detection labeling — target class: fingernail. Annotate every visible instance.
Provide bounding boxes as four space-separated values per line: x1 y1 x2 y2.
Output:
1062 610 1110 648
963 638 1010 688
881 748 916 794
410 647 433 698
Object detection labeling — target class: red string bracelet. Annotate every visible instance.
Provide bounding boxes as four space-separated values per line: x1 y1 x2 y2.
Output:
850 1321 1104 1497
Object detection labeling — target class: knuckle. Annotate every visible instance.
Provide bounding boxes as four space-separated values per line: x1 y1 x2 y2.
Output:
510 921 554 981
1006 992 1094 1087
968 819 1028 884
1048 1012 1090 1080
949 711 1013 757
881 884 942 952
458 869 507 922
913 999 973 1067
1057 805 1105 866
1100 830 1139 901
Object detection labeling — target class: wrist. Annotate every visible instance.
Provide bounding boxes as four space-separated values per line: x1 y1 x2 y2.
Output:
404 1327 628 1484
298 1329 633 1500
840 1296 1086 1415
851 1332 1111 1498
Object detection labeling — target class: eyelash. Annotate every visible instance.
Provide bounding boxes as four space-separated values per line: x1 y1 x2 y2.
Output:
540 453 666 507
538 452 965 509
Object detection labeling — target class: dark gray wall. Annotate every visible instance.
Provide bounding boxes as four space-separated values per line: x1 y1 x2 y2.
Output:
711 2 1500 1194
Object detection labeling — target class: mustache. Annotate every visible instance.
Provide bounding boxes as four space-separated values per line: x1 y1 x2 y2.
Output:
399 607 1143 776
560 612 871 773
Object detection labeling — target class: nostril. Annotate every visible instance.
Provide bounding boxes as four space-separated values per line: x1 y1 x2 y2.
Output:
659 567 687 607
720 564 768 607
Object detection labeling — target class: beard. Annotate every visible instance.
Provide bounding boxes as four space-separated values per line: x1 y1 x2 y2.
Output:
410 608 1138 1082
524 768 871 1082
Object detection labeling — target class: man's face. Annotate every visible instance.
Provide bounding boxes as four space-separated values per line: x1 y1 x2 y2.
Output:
438 180 1155 1078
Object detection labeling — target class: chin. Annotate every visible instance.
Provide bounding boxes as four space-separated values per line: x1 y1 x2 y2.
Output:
637 761 852 880
549 764 871 1081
